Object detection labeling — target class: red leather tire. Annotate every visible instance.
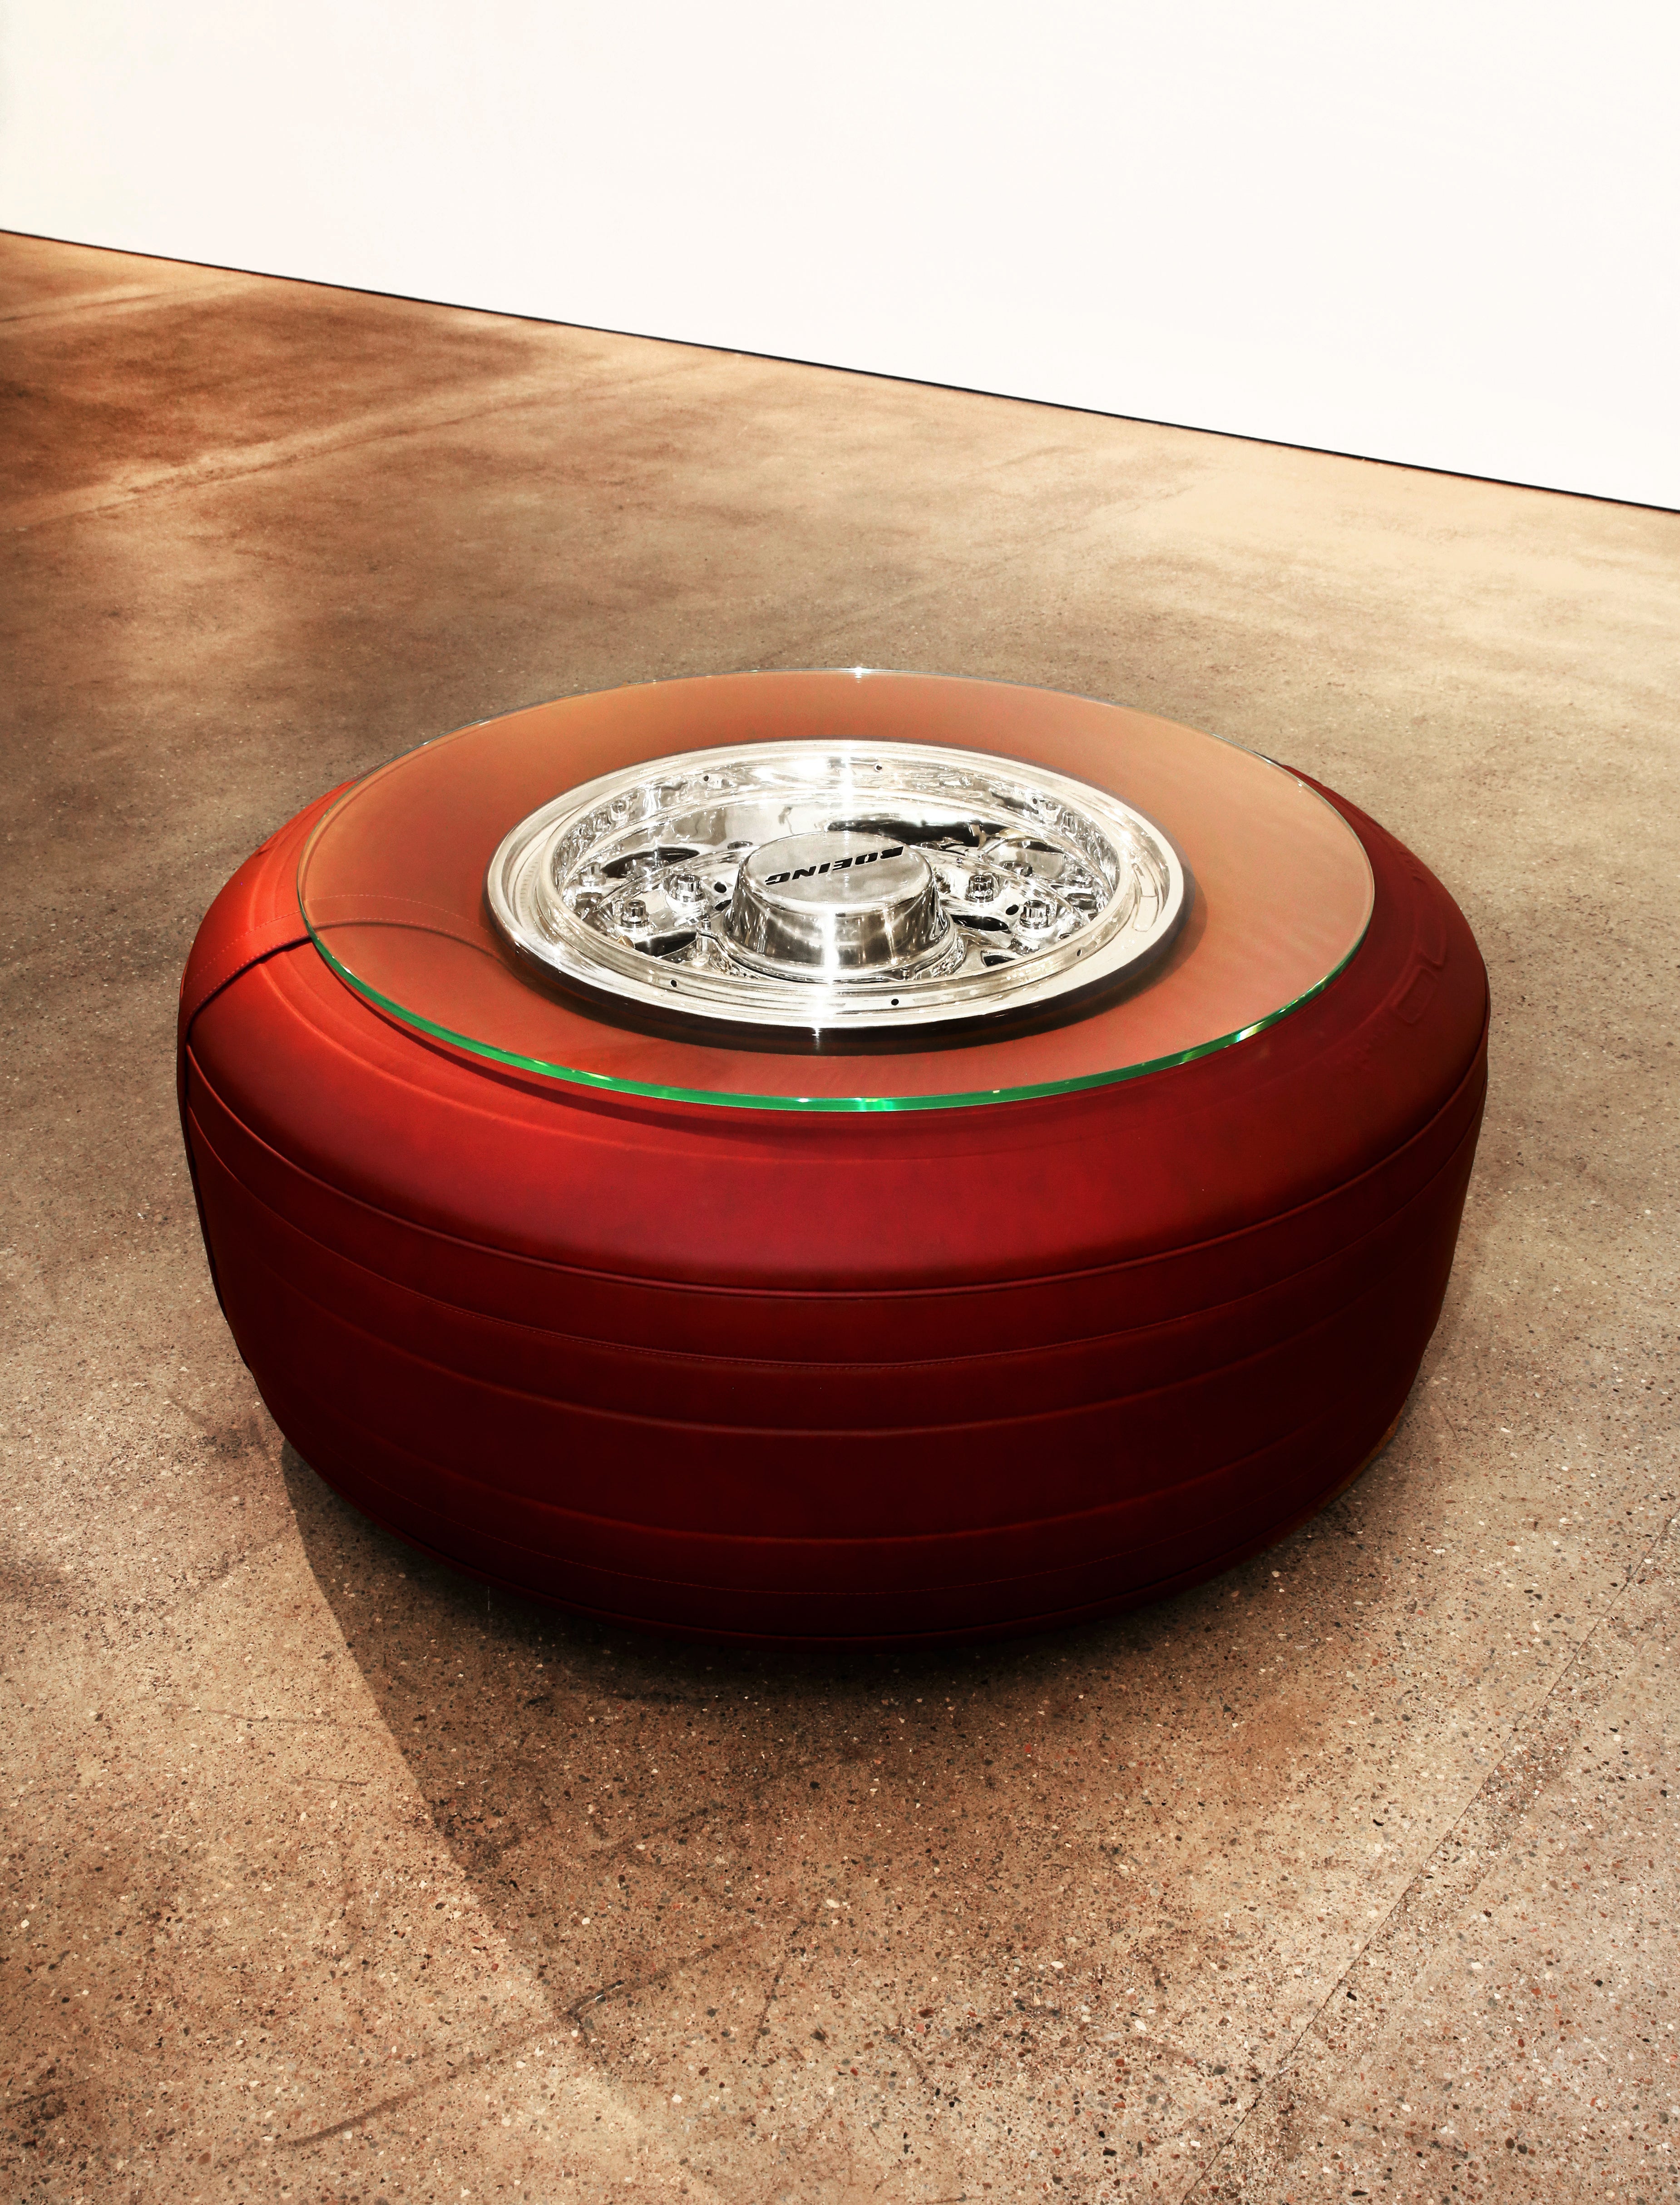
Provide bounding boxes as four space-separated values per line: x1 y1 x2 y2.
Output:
179 760 1486 1646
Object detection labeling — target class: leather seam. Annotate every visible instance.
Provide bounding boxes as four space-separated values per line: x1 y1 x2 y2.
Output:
274 1374 1385 1554
191 1097 1477 1377
184 998 1488 1304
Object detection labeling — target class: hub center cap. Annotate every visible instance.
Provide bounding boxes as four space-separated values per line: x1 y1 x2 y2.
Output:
726 832 951 978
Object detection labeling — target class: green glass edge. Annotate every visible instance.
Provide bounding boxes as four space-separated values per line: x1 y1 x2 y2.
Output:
301 909 1371 1115
294 686 1374 1113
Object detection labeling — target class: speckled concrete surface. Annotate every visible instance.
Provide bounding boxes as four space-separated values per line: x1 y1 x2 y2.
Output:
3 229 1676 2205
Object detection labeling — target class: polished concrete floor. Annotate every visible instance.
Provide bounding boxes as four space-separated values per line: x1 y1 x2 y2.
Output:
3 229 1677 2205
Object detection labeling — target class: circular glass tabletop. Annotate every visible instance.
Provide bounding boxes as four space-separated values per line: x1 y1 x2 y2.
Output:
296 671 1374 1112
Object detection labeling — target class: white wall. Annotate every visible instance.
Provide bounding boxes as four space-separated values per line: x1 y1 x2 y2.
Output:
4 0 1675 508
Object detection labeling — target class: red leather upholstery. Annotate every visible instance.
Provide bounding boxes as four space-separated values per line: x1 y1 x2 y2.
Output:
180 777 1486 1643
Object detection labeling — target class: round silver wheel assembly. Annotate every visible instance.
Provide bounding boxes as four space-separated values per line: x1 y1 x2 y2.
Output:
485 740 1189 1035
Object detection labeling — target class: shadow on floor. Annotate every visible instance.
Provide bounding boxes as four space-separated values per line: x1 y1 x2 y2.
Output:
275 1415 1414 2197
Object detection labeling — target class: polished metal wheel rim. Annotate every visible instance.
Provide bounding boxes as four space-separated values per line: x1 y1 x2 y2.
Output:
485 739 1189 1036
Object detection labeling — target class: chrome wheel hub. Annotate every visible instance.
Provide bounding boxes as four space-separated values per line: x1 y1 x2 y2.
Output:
486 739 1189 1035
